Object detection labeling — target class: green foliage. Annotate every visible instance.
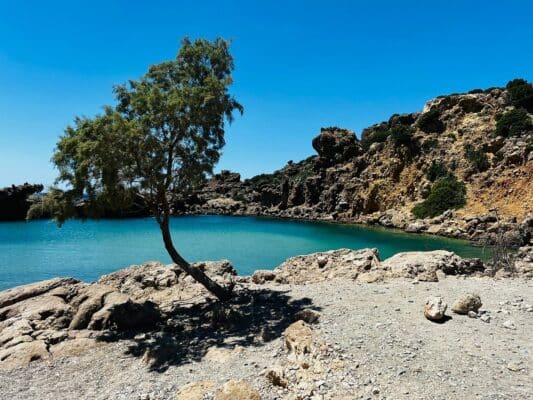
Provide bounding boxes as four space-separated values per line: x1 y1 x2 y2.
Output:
412 174 466 219
426 161 449 182
361 129 389 151
35 37 243 224
390 125 413 147
421 138 439 152
417 108 445 134
506 78 533 112
495 108 533 137
468 89 483 94
464 144 489 172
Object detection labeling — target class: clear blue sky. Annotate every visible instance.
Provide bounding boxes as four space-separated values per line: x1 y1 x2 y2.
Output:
1 1 532 187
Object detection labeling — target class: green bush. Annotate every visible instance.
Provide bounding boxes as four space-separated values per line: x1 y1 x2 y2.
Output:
464 144 489 172
412 174 466 218
426 161 449 181
506 78 533 112
421 138 439 152
417 108 445 134
390 125 413 146
362 129 389 150
495 108 533 137
468 89 483 94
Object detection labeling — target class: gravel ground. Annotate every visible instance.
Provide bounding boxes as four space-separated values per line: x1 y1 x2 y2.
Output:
1 276 532 400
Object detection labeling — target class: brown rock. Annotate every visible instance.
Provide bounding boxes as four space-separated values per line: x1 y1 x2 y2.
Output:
283 320 316 356
251 270 276 284
214 380 261 400
451 293 482 314
176 380 217 400
0 340 49 369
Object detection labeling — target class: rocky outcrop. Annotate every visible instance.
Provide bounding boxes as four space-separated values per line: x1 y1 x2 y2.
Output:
311 127 362 166
0 261 235 369
252 248 486 285
179 82 533 249
0 183 43 221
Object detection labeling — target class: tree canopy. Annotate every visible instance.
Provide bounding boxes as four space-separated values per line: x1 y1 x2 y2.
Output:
30 38 243 300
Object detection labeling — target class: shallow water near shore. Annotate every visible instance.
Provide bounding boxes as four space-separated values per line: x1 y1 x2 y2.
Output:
0 215 487 290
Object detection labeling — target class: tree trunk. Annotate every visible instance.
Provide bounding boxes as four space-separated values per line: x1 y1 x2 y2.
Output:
159 217 233 301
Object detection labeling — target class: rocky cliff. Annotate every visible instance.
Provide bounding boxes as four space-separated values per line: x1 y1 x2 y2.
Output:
181 81 533 247
0 184 43 221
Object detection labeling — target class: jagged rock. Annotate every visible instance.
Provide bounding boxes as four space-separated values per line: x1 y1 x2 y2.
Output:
68 285 116 330
424 297 447 321
452 294 482 314
283 320 317 356
0 259 238 368
311 127 361 165
214 380 261 400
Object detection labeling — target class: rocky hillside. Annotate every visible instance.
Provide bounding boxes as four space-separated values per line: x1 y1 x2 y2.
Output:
182 80 533 246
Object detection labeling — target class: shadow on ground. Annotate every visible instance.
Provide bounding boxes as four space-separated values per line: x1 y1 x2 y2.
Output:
99 286 319 372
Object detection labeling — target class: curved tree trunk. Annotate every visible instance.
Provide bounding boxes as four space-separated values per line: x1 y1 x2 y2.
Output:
159 217 233 301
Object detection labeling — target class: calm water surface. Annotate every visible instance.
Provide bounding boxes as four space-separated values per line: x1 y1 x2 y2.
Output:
0 215 487 290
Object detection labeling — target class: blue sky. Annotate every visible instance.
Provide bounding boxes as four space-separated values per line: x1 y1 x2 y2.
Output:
0 1 532 187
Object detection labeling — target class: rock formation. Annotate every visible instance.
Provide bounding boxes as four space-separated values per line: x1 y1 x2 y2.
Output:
180 83 533 250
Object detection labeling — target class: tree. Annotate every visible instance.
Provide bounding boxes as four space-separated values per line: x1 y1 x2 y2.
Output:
30 38 243 301
412 174 466 219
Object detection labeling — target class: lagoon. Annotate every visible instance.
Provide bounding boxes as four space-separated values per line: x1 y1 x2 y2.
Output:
0 215 487 290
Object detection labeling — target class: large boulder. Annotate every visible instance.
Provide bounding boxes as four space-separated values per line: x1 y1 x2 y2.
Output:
273 248 381 284
312 127 361 165
380 250 484 281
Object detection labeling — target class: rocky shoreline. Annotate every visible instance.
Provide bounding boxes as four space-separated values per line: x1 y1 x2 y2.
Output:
1 248 532 399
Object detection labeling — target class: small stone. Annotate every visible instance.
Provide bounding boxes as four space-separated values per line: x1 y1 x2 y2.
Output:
503 320 516 330
480 314 491 323
424 296 447 321
507 361 524 372
467 311 478 318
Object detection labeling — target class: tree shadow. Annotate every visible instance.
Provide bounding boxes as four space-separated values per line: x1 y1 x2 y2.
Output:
99 286 319 372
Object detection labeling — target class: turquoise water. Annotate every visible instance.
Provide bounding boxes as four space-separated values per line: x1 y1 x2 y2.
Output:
0 215 486 290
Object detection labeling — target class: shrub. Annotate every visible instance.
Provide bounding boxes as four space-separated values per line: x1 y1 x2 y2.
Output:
495 108 533 137
421 138 439 152
464 144 489 172
426 161 448 181
390 125 413 146
412 174 466 218
468 89 483 94
506 78 533 112
362 129 389 150
417 108 445 134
